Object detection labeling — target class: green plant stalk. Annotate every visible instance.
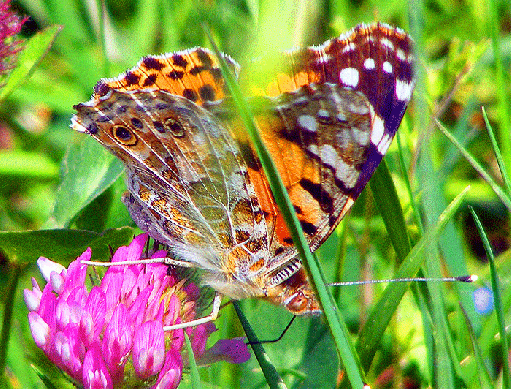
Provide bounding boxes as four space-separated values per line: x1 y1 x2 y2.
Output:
425 249 455 388
470 207 511 389
203 25 366 387
0 264 23 389
371 161 411 262
184 332 201 388
233 303 286 389
396 130 423 233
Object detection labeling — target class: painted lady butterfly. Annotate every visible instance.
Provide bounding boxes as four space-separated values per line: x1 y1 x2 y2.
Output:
72 23 414 317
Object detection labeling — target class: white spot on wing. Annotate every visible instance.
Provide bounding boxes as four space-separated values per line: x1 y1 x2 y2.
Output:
71 116 85 132
339 67 359 88
316 53 332 64
396 48 407 61
381 38 395 51
396 79 413 102
298 115 318 133
364 58 375 70
320 144 338 166
336 113 347 122
383 61 393 73
351 127 370 146
342 43 356 53
378 133 392 154
370 114 385 148
307 144 319 156
318 109 330 119
319 144 359 188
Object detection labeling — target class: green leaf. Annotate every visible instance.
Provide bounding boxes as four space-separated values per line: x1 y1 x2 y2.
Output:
0 150 59 180
0 227 134 264
50 137 124 228
0 263 22 389
482 107 511 196
0 25 62 101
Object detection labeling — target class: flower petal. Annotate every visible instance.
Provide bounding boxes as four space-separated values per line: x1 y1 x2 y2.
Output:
28 312 50 350
37 257 65 283
102 304 132 382
133 320 165 379
201 338 251 364
24 279 42 312
153 348 183 389
83 347 113 389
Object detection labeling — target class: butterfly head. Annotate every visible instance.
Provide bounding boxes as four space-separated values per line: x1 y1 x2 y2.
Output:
264 267 321 315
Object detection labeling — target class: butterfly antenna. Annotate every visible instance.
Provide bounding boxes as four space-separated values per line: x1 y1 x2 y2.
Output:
245 315 297 346
329 274 477 287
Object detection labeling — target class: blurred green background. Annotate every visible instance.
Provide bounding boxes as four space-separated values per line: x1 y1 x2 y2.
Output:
0 0 510 388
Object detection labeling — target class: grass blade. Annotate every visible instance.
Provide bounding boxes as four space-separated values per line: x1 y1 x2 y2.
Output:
436 120 511 211
370 160 411 262
203 25 366 387
482 107 511 195
356 186 470 371
488 0 511 170
460 306 494 388
470 207 510 389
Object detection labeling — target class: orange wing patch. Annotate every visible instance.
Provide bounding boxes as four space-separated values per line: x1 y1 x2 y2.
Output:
93 48 240 106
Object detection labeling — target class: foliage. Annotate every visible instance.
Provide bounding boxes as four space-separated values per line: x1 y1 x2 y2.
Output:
0 0 510 388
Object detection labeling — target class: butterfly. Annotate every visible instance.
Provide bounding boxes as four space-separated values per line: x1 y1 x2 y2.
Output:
72 23 414 317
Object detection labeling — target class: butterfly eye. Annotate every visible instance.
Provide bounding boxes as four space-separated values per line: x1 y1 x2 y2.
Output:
112 125 137 145
164 117 185 137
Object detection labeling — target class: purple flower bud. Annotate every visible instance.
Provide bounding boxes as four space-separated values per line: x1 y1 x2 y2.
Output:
189 322 217 358
473 287 494 315
84 287 107 340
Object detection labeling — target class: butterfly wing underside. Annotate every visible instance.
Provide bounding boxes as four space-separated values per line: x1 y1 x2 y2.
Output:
72 23 414 315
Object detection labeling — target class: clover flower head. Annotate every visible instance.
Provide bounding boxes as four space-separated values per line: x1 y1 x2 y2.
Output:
25 234 250 388
0 0 26 76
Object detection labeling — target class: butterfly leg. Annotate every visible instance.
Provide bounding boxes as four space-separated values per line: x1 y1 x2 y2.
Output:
82 256 196 268
163 293 223 331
